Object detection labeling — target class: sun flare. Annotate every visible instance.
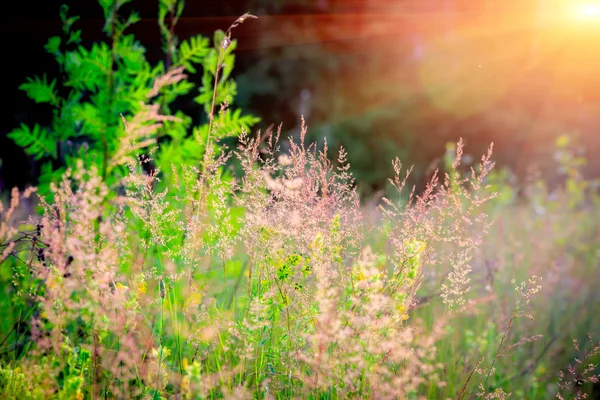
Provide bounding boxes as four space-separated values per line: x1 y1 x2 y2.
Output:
572 1 600 20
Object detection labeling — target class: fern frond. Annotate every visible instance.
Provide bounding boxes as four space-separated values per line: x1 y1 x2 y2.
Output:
176 35 210 73
7 124 56 160
19 75 59 106
44 36 61 55
195 108 260 141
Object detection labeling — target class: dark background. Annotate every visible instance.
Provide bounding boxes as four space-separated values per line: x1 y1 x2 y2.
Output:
2 0 600 195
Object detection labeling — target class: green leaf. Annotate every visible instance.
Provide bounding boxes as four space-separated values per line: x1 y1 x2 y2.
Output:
74 102 108 142
8 124 56 160
98 0 115 23
159 0 178 12
176 35 210 73
124 11 141 29
19 75 59 106
195 107 260 140
59 4 80 35
44 36 61 55
65 42 112 91
159 80 195 105
195 41 239 112
114 34 147 73
99 0 135 35
68 29 82 45
176 0 184 18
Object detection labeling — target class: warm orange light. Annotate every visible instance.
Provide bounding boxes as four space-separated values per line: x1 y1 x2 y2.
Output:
572 2 600 20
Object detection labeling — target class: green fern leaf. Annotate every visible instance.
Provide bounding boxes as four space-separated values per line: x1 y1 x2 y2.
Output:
176 35 210 73
65 43 112 91
7 124 56 160
115 34 146 73
68 29 82 45
44 36 61 55
195 79 238 113
19 75 59 106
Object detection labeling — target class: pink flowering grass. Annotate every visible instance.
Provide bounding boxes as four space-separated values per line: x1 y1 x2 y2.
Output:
1 116 600 398
5 4 599 398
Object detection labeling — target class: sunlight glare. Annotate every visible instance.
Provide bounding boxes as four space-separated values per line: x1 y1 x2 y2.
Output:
572 2 600 20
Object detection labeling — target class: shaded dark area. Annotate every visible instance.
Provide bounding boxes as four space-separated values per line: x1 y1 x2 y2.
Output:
2 0 600 195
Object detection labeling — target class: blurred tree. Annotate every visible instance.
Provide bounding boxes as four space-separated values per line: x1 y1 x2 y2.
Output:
235 0 423 196
234 0 600 195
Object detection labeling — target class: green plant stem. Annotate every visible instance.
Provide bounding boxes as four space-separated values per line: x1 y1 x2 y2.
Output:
156 296 165 395
483 309 517 389
458 357 484 400
102 1 119 183
205 46 223 158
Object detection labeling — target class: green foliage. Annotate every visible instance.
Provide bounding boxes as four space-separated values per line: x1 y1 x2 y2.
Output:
177 35 210 73
0 366 43 400
484 167 517 208
553 134 593 210
8 1 258 200
18 75 59 106
55 342 90 400
7 124 56 160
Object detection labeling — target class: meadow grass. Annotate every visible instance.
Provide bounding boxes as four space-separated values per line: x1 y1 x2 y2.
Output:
1 14 600 396
1 120 599 399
